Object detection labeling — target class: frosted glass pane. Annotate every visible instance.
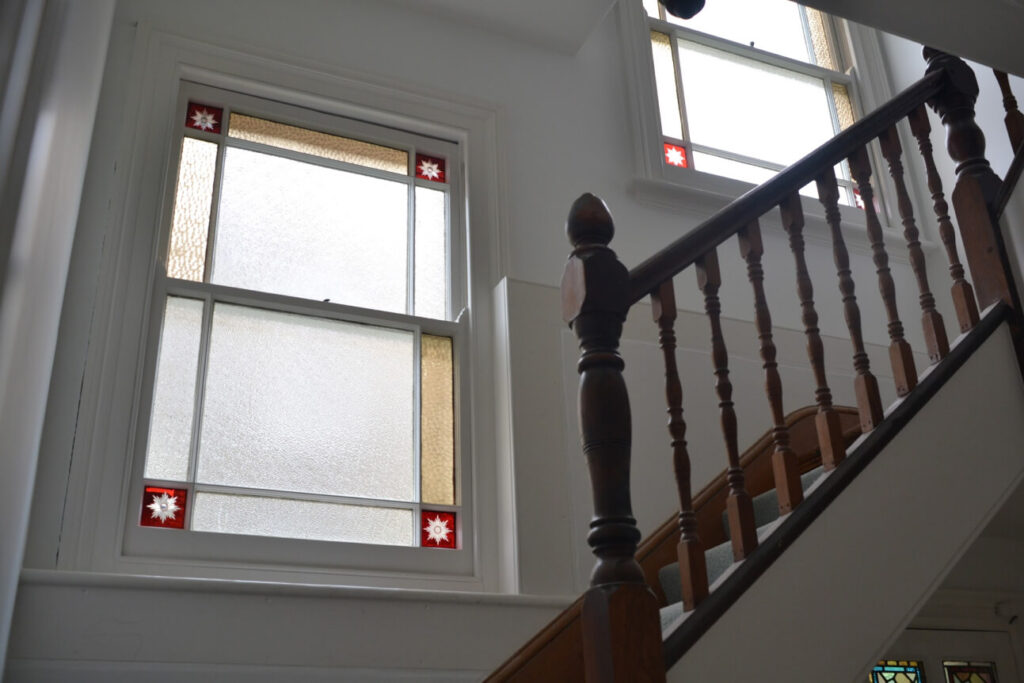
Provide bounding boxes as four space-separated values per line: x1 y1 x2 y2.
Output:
678 40 836 166
228 113 408 175
145 297 203 481
192 492 414 546
414 187 448 320
651 31 684 140
421 335 454 505
197 304 415 501
212 148 409 313
692 151 825 201
642 0 660 17
668 0 811 63
167 138 216 281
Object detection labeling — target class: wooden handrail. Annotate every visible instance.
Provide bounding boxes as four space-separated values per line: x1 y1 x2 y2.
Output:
627 69 946 304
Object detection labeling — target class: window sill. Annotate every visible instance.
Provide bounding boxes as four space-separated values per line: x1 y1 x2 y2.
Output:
630 169 937 262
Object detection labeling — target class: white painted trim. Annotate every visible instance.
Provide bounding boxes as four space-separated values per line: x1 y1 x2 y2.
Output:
54 27 509 592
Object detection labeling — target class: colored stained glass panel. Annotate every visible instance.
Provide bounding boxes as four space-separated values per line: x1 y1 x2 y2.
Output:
191 492 414 546
664 143 688 168
870 660 925 683
186 102 223 134
140 486 188 529
421 334 455 505
167 137 217 281
145 297 203 481
228 113 407 174
651 31 683 140
415 154 446 182
421 510 456 548
944 662 997 683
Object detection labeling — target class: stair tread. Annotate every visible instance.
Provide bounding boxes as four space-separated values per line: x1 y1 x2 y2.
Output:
658 466 824 632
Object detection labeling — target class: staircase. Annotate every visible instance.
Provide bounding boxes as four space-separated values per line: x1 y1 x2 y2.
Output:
488 46 1024 682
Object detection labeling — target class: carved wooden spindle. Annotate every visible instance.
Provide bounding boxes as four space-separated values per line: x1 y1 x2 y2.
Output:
878 125 950 363
695 249 758 558
848 146 918 396
561 193 664 681
906 104 981 333
925 48 1015 310
737 220 802 514
651 279 709 611
994 69 1024 153
779 194 845 470
816 168 885 432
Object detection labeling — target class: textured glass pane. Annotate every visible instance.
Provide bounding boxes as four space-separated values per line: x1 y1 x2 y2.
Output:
692 151 826 201
167 138 216 281
678 40 836 166
421 335 454 505
944 661 998 683
197 304 415 501
192 492 413 546
651 31 684 139
145 297 203 481
212 147 409 312
414 187 448 320
833 82 856 131
806 8 837 69
668 0 810 63
228 113 408 175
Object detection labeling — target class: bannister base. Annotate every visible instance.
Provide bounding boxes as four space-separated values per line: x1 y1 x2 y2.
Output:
581 583 666 683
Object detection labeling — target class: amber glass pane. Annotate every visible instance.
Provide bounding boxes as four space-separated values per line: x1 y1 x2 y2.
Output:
650 31 684 140
832 82 856 131
421 334 455 505
805 8 837 70
167 138 217 281
228 113 408 175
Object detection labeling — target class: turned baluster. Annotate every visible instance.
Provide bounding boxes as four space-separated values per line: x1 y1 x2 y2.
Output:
737 220 802 514
878 125 950 363
925 48 1015 310
779 193 846 470
816 168 885 432
695 249 758 558
906 104 981 332
651 279 709 611
848 146 918 396
993 70 1024 153
561 193 664 681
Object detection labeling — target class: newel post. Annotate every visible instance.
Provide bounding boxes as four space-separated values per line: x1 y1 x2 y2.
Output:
925 48 1016 309
561 194 665 682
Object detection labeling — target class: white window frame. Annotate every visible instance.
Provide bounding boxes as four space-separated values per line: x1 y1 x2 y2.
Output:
52 28 506 591
618 0 904 233
125 80 469 570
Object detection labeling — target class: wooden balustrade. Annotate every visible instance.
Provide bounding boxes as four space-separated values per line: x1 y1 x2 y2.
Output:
994 70 1024 153
651 279 709 611
553 49 1016 683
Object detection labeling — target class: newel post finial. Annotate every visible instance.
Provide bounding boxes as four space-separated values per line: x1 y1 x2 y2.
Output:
562 193 665 682
924 47 1016 309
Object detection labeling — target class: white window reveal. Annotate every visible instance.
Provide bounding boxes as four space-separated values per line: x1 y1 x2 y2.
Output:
642 0 861 205
133 84 463 558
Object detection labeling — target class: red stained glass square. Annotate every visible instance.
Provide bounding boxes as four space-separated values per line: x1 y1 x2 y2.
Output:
664 143 688 168
185 102 223 134
415 154 446 182
140 486 187 529
420 510 456 549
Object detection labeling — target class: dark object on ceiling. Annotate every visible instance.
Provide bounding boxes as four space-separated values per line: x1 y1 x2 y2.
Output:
659 0 706 19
